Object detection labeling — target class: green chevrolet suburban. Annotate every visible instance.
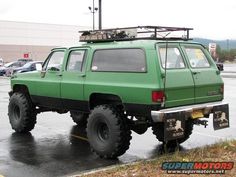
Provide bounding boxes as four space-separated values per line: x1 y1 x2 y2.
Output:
8 26 229 159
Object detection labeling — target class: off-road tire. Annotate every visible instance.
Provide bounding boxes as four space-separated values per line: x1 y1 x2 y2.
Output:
8 92 36 133
152 119 193 146
70 111 88 125
86 105 132 159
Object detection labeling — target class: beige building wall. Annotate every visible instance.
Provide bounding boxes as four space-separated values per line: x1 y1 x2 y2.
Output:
0 20 90 62
0 44 53 62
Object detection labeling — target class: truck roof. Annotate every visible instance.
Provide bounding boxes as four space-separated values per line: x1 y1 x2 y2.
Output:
66 40 203 51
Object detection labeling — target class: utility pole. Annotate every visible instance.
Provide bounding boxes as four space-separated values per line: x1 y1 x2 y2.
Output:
98 0 102 29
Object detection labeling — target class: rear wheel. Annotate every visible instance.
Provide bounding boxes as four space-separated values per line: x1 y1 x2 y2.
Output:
86 105 132 159
152 119 193 146
8 92 37 133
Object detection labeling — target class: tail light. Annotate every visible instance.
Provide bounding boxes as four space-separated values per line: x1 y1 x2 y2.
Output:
152 91 165 102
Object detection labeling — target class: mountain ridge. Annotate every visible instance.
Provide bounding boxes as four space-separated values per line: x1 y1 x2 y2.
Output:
193 38 236 50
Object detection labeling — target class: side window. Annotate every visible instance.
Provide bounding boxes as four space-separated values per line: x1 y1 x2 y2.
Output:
91 48 146 72
158 46 185 69
66 50 85 72
43 51 64 71
184 47 210 68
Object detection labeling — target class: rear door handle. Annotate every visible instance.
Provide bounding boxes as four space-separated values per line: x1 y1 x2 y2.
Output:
193 71 200 75
56 73 62 76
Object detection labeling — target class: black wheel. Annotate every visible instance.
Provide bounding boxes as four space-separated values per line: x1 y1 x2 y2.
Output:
8 92 37 133
70 111 88 125
152 119 193 146
86 105 132 159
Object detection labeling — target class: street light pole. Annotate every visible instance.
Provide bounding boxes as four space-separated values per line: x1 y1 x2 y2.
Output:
98 0 102 30
88 0 98 30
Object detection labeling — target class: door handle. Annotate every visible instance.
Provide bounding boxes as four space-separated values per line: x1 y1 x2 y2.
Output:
56 73 62 77
193 71 200 75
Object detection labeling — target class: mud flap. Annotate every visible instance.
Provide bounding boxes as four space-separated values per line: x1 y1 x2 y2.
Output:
213 104 229 130
164 112 185 142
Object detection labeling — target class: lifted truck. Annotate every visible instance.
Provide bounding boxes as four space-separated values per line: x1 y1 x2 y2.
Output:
8 26 229 159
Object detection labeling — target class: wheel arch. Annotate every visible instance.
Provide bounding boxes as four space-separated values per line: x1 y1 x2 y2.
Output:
13 84 30 95
89 93 124 110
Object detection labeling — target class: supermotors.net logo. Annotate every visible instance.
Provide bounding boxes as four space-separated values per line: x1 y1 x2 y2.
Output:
162 162 234 174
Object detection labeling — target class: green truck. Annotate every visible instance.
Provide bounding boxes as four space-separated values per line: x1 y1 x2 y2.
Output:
8 26 229 159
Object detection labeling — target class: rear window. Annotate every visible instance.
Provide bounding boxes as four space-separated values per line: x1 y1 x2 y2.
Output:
91 48 146 72
158 46 185 69
184 47 210 68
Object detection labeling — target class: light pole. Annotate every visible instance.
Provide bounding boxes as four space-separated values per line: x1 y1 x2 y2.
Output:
88 0 98 30
98 0 102 30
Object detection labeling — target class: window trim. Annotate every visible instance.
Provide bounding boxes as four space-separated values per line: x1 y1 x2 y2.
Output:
91 48 147 73
66 49 87 72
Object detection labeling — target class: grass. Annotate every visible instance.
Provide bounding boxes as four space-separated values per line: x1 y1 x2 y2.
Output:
80 139 236 177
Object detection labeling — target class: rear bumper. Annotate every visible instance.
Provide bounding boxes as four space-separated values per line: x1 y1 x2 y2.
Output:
151 101 228 122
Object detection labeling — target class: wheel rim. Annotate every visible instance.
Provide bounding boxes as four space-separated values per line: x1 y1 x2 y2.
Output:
97 122 109 141
12 104 20 120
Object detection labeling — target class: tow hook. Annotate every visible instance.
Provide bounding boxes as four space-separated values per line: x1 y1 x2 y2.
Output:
193 119 208 128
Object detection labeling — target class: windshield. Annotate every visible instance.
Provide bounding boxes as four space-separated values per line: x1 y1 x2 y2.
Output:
4 62 14 67
22 62 32 68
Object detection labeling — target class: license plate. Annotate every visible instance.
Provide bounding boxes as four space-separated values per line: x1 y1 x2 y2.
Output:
191 110 204 119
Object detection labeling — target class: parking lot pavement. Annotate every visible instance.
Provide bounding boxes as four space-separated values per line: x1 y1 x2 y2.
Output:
0 76 236 177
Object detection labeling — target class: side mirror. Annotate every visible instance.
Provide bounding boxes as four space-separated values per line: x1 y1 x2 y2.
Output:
216 63 224 71
36 64 42 71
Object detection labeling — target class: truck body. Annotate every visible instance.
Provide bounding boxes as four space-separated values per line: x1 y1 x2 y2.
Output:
8 26 229 158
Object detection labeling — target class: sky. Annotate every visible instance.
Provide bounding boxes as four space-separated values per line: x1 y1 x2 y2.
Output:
0 0 236 40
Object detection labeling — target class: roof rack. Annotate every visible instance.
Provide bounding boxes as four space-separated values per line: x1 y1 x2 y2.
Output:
79 26 193 43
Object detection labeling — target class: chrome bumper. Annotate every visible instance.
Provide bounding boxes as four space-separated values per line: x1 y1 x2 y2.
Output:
151 101 228 122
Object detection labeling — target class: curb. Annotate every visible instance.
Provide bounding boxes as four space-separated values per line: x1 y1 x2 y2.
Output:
0 76 10 80
67 160 141 177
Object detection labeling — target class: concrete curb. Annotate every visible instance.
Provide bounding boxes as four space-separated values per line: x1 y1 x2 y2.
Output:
67 160 141 177
0 76 10 80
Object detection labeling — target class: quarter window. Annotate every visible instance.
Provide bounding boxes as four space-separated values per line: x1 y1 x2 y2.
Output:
158 47 185 69
184 47 210 68
92 49 146 72
67 50 85 72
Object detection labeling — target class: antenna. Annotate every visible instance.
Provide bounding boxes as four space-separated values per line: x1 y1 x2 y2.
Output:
162 41 168 107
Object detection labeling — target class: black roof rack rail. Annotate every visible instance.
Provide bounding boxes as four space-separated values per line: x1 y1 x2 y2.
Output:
79 26 193 43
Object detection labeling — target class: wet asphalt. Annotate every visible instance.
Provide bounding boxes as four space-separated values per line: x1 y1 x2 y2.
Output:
0 66 236 177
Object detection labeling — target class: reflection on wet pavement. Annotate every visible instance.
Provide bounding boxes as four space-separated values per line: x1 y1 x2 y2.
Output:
7 125 119 177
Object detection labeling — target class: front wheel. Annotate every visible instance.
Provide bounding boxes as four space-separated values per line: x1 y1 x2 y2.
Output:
86 105 132 159
8 92 37 133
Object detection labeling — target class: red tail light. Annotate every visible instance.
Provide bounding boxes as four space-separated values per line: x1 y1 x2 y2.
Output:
152 91 165 102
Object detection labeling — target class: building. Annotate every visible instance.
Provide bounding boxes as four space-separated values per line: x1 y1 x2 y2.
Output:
0 20 90 62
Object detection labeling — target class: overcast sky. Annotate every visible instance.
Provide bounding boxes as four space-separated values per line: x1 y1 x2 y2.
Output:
0 0 235 40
